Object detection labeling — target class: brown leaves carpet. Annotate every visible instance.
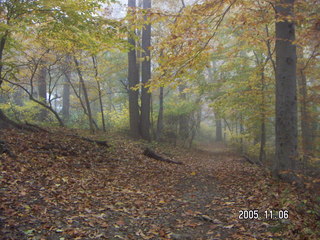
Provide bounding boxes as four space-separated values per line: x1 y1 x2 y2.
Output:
0 129 319 239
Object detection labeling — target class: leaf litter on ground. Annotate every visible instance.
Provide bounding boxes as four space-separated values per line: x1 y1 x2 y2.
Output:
0 129 319 239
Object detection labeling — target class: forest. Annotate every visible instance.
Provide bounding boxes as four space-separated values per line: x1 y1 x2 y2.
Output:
0 0 319 239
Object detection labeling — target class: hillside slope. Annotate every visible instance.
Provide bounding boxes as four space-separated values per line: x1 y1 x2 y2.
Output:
0 129 319 239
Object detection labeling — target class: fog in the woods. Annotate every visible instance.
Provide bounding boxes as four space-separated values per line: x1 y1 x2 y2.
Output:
0 0 319 239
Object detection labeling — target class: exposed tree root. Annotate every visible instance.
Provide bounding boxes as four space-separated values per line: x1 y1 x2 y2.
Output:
242 155 262 166
143 148 183 165
66 134 110 147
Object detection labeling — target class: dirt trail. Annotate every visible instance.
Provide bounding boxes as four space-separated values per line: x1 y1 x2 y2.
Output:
1 130 317 239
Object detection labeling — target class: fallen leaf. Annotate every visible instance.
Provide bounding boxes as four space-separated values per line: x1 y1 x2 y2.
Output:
223 224 234 229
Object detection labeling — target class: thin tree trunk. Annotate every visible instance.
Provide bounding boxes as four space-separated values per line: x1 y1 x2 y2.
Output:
140 0 152 141
178 85 189 144
239 115 244 153
223 120 227 141
297 48 312 161
0 31 8 86
215 112 223 142
274 0 298 174
189 106 201 148
259 119 266 161
38 66 47 121
259 68 266 163
92 56 106 132
74 57 95 133
156 87 164 141
128 0 140 138
64 72 99 129
62 75 70 122
253 51 267 164
62 56 71 122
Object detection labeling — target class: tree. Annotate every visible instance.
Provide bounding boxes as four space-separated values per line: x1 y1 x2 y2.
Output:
74 56 95 133
38 66 47 121
92 55 106 132
140 0 152 141
127 0 141 138
273 0 298 174
0 0 116 129
178 85 189 144
156 86 164 141
62 56 71 122
215 112 223 142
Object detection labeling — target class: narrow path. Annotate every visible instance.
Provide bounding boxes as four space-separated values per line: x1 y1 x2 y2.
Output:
154 143 275 240
1 131 306 239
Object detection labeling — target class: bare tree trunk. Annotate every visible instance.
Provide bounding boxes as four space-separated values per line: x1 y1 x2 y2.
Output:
178 85 189 145
38 66 47 121
0 31 8 86
189 106 201 148
128 0 141 138
253 51 268 164
0 28 13 129
259 68 266 163
215 112 223 142
92 56 106 132
74 57 95 133
140 0 152 141
273 0 298 174
297 48 312 161
64 72 99 129
62 57 71 122
62 75 70 122
259 119 266 163
239 115 244 153
223 119 227 141
156 87 164 141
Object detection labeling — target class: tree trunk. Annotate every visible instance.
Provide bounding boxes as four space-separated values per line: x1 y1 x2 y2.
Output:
64 71 99 130
62 57 71 122
178 85 189 144
74 57 95 133
92 56 106 132
62 76 70 122
297 48 312 161
223 119 227 141
259 119 266 163
259 67 266 163
239 115 244 153
38 66 47 121
156 87 164 141
189 106 201 148
0 32 8 86
274 0 298 174
128 0 141 138
215 112 223 142
140 0 152 141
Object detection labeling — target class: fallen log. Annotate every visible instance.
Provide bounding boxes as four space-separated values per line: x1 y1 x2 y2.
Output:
242 155 262 166
66 134 110 147
80 136 110 147
143 148 183 165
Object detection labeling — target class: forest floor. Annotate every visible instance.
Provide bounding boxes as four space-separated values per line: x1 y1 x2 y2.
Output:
0 128 319 240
